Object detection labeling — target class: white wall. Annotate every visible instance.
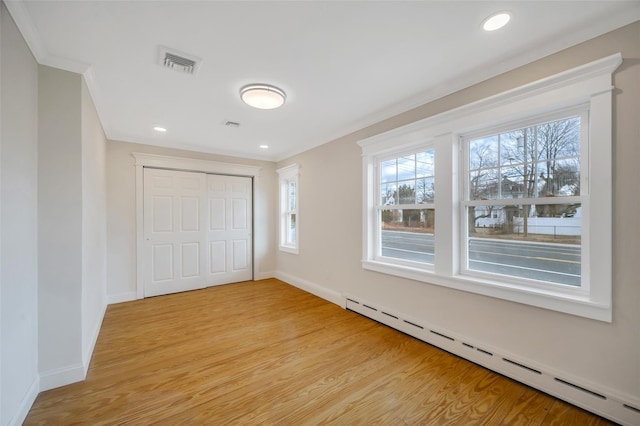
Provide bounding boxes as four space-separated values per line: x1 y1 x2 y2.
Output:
277 21 640 406
106 140 277 302
0 3 39 425
80 79 107 369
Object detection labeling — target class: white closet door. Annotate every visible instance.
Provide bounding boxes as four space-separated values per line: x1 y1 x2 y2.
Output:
143 168 207 297
207 174 253 286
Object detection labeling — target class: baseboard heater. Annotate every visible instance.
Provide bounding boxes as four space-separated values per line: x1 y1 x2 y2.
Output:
344 295 639 426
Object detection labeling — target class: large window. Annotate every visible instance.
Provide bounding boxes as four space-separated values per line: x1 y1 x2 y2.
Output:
359 54 620 321
277 163 299 254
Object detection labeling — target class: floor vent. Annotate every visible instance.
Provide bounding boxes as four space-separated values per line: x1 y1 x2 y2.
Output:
403 320 424 330
381 311 399 320
624 404 640 414
430 330 455 341
503 358 542 375
158 46 201 75
554 378 607 400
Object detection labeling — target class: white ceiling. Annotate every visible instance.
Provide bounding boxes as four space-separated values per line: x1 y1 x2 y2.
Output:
7 1 640 161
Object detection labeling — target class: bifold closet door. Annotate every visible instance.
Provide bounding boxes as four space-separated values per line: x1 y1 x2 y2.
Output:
143 168 207 297
206 174 253 286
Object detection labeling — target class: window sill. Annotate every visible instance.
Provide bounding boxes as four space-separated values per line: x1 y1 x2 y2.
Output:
279 245 299 255
361 259 611 322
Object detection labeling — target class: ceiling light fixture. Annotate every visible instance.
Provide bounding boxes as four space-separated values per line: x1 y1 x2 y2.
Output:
153 126 167 132
259 144 269 149
240 84 286 109
482 12 511 31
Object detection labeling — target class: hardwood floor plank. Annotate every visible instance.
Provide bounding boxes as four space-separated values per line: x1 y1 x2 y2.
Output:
24 279 614 425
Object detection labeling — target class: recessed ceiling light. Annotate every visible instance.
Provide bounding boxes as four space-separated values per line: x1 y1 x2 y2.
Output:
483 12 511 31
153 126 167 132
259 144 269 149
240 84 286 109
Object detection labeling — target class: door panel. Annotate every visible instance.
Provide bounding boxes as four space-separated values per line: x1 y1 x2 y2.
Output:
143 168 207 297
181 243 200 278
209 198 225 230
152 244 173 281
210 241 226 273
180 197 200 231
207 174 253 286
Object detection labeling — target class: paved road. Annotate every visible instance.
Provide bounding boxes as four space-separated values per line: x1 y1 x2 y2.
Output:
381 230 580 286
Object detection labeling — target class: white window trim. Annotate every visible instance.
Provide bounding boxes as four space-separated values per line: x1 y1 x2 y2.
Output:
358 53 621 322
277 163 300 254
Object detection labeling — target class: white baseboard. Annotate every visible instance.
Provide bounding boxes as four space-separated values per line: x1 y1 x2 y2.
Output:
255 271 276 281
7 376 39 426
107 291 137 305
83 299 108 376
344 293 640 426
39 363 85 392
274 271 343 307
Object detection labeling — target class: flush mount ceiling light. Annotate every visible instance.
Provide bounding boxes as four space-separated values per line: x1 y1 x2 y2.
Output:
153 126 167 132
483 12 511 31
240 84 286 109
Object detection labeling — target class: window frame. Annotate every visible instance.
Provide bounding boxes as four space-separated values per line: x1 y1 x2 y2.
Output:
276 163 300 254
358 53 621 322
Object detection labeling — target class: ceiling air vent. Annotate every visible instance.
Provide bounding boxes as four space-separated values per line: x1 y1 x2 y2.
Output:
158 46 201 75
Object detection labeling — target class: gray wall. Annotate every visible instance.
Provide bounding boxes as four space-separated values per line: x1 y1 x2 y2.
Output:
38 65 83 379
0 14 108 422
0 3 39 425
38 65 108 389
277 22 640 401
81 77 107 368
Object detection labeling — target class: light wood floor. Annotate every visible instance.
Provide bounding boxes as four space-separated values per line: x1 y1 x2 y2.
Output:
25 279 613 425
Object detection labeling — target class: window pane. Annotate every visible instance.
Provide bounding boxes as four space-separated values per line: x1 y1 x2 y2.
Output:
416 177 434 203
469 136 498 170
416 150 435 178
470 169 500 200
536 158 580 197
536 116 581 160
467 204 581 286
287 213 296 244
398 181 416 204
381 183 397 205
381 159 396 183
500 130 525 166
381 208 435 264
397 155 416 180
288 181 296 210
501 165 524 199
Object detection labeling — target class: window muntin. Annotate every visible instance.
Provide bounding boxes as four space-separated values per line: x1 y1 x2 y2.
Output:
377 150 435 266
463 112 585 288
